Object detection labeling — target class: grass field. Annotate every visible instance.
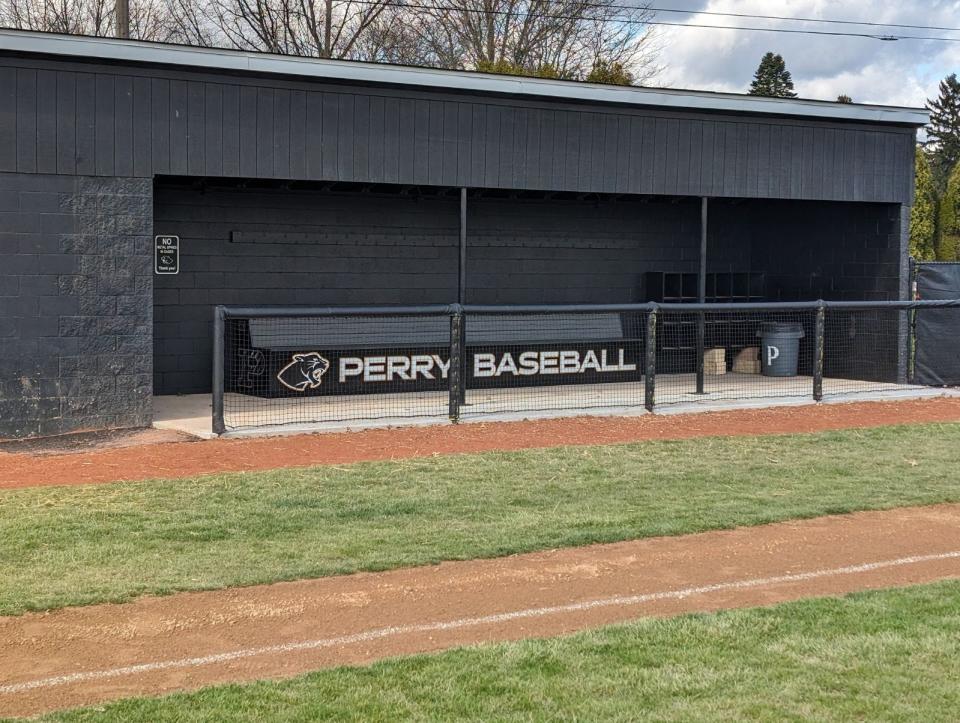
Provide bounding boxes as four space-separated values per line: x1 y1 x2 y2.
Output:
42 580 960 722
3 422 960 615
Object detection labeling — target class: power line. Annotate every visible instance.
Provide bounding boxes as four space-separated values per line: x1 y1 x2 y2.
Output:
363 0 960 43
643 19 955 43
646 4 960 34
514 0 960 34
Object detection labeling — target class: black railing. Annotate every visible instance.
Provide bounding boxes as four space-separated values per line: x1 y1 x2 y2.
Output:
212 300 960 434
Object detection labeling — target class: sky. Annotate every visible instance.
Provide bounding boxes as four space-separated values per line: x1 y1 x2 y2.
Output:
648 0 960 108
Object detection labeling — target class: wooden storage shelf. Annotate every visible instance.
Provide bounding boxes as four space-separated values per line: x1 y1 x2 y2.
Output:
644 271 767 355
644 271 765 305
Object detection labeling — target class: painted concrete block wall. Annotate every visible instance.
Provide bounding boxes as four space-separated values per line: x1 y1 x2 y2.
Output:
466 197 702 304
153 183 461 395
746 199 903 382
747 200 901 301
152 187 906 396
154 188 716 394
0 172 152 437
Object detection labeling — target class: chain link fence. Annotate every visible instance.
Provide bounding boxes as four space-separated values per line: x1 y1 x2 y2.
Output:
460 310 648 417
213 301 960 433
216 306 455 432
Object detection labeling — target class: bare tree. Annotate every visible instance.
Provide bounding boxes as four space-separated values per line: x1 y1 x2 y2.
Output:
351 5 435 65
191 0 397 59
1 0 663 83
165 0 662 78
0 0 172 39
164 0 221 45
410 0 661 83
1 0 110 35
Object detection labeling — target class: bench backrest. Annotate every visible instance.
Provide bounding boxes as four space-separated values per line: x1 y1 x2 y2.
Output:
246 313 625 350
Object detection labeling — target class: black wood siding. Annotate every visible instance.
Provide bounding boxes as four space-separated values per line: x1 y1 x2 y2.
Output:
0 56 916 204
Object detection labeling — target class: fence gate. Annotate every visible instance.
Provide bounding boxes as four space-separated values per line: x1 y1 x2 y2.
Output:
915 262 960 385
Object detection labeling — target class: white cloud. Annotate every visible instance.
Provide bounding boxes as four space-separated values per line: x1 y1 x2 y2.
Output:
649 0 960 106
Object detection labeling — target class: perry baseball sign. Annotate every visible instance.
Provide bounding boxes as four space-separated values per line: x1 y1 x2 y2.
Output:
336 348 634 384
230 344 642 398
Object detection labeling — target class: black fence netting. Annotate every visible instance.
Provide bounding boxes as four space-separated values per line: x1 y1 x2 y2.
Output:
654 308 812 405
459 311 649 416
213 301 960 432
220 309 452 431
820 308 907 398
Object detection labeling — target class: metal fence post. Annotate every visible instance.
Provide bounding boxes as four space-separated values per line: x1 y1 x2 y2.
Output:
906 258 918 383
212 305 226 435
449 305 464 422
459 312 468 404
813 302 825 402
645 306 658 412
695 311 705 394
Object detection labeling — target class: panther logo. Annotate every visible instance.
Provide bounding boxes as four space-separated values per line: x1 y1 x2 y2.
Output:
276 352 330 392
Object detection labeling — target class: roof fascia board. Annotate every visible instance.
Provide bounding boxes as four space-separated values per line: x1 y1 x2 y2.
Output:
0 30 930 127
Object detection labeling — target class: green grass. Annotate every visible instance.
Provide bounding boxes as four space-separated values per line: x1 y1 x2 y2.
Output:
3 423 960 616
43 580 960 722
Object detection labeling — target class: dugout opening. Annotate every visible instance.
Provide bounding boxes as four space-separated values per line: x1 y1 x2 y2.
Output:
152 176 906 409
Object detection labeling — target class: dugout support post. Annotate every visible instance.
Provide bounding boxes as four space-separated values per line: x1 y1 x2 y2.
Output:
695 197 708 395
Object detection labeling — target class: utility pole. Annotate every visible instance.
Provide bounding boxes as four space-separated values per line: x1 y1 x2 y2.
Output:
484 0 495 63
116 0 130 38
324 0 333 58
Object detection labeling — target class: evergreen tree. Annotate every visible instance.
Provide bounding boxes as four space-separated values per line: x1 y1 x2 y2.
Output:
937 162 960 261
747 52 798 98
926 74 960 186
474 57 634 85
475 59 570 80
586 59 634 86
836 94 853 104
910 147 937 261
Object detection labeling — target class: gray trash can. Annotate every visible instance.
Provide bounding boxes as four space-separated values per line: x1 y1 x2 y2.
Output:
756 322 805 377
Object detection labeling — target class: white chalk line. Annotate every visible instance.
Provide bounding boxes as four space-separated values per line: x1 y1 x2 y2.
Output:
4 549 960 696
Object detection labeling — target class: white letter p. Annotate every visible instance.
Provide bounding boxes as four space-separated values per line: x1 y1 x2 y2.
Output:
767 345 780 366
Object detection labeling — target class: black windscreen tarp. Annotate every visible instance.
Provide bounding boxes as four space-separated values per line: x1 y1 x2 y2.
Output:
915 263 960 386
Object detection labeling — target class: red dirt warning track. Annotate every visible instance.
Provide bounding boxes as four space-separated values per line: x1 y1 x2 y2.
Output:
3 503 960 717
2 398 960 489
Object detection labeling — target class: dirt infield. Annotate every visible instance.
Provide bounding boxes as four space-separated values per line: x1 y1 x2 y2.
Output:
2 398 960 489
3 502 960 717
0 427 191 456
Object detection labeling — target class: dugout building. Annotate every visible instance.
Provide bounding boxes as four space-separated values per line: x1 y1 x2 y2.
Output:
0 29 929 437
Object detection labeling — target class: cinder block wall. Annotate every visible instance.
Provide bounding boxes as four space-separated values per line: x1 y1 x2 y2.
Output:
743 199 903 381
0 172 153 437
466 197 701 304
153 183 461 395
747 200 901 301
153 188 709 395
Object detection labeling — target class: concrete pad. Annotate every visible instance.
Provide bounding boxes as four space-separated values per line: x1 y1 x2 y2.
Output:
153 373 959 438
152 395 218 440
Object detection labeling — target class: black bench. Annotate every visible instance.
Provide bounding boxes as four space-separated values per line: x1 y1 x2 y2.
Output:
227 313 642 397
